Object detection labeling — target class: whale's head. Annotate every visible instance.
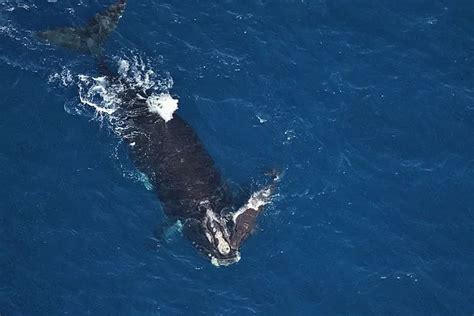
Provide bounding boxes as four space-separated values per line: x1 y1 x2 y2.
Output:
203 212 242 267
228 207 259 250
184 206 264 266
184 204 241 267
184 175 279 267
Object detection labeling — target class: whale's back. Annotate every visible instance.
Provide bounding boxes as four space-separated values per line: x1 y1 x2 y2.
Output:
116 104 229 219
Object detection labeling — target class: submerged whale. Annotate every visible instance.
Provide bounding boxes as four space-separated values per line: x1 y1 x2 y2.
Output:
39 0 279 266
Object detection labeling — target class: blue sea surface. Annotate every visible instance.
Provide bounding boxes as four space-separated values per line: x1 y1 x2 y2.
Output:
1 0 474 315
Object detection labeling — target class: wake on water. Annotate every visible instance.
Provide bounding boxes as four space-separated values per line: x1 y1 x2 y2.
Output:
47 53 178 190
48 54 177 122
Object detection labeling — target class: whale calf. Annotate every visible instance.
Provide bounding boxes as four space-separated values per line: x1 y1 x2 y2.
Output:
39 0 279 266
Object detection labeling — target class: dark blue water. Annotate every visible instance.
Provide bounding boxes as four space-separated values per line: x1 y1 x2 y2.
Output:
1 0 474 315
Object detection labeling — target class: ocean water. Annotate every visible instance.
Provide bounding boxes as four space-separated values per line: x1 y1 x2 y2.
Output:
1 0 474 315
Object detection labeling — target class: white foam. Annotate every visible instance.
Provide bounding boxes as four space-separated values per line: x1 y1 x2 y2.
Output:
48 68 73 86
117 59 130 77
247 187 273 210
77 75 120 115
232 185 273 223
78 94 116 115
147 93 179 122
54 54 174 122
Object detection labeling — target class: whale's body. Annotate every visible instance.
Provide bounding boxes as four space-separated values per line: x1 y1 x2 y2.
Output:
39 0 278 266
118 107 229 220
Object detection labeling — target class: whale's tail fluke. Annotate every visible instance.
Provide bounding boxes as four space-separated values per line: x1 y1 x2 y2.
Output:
38 0 127 56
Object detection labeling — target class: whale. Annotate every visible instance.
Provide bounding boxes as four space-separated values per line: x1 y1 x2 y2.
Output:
39 0 279 266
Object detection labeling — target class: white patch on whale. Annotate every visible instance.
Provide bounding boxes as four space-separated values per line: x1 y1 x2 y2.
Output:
205 209 231 255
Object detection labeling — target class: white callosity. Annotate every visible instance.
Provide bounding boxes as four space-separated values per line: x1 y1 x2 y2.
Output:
211 252 241 267
205 209 231 255
203 207 241 267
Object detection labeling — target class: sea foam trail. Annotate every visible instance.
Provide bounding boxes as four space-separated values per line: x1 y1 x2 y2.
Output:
49 55 178 123
48 54 179 185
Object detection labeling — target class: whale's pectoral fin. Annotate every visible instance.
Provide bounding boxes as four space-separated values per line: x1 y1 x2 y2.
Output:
38 0 127 56
155 219 184 244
